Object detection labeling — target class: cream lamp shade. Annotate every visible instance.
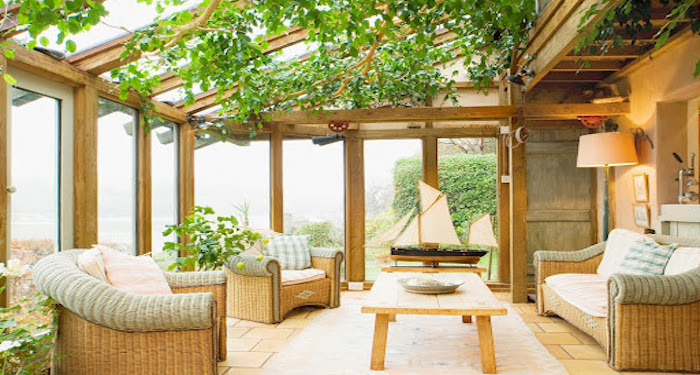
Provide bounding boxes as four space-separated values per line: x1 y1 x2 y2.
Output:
577 132 638 167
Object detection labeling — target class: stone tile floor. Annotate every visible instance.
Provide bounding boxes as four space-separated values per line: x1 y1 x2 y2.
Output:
217 291 688 375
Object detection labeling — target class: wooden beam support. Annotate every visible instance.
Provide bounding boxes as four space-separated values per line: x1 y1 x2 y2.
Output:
551 60 626 71
136 113 152 255
602 27 696 84
422 137 438 188
524 0 626 90
178 123 195 224
7 42 187 123
508 71 528 303
66 34 139 75
0 56 8 307
263 103 630 124
356 126 500 139
345 133 365 281
270 126 284 232
497 134 510 284
540 71 608 82
73 85 99 248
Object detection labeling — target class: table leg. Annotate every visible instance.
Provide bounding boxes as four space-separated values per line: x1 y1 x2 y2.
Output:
476 316 497 374
370 313 390 370
462 315 472 323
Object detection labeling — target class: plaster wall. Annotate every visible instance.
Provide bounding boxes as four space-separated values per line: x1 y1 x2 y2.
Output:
611 35 700 236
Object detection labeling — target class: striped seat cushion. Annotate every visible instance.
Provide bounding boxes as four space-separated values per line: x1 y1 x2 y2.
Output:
545 273 608 318
281 268 326 286
264 235 312 270
618 241 677 275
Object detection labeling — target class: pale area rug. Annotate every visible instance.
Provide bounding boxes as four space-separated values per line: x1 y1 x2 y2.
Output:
263 299 568 375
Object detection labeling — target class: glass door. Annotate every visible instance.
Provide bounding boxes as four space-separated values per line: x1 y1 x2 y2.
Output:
7 87 61 304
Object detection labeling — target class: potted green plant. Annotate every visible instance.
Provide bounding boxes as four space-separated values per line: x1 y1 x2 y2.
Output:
163 206 263 271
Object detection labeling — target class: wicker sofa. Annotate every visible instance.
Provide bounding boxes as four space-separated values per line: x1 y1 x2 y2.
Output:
534 233 700 372
225 247 343 323
32 250 227 375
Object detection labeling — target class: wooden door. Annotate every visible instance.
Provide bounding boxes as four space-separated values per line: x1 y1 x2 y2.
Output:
525 127 595 276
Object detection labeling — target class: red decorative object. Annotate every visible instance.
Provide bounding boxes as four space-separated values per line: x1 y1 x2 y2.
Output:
328 120 349 133
578 116 607 129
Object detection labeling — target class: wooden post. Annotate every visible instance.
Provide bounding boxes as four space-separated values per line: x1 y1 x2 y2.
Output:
508 82 528 303
497 134 511 284
178 122 195 225
345 133 365 281
0 57 9 307
422 136 438 188
136 113 152 255
73 86 99 248
270 126 284 232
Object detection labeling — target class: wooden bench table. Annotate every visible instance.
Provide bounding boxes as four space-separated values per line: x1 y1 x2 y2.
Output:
361 272 507 374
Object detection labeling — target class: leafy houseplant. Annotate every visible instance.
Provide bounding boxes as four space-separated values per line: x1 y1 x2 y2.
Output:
163 206 263 271
0 260 57 375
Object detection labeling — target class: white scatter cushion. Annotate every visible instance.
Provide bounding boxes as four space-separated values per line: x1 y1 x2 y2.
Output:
281 268 326 286
664 247 700 275
264 235 312 270
545 273 609 318
597 229 655 278
77 248 108 282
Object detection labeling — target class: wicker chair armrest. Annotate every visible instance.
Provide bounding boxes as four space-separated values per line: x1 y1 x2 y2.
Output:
310 247 343 259
534 242 606 263
33 250 215 332
608 268 700 305
226 253 280 277
164 270 226 287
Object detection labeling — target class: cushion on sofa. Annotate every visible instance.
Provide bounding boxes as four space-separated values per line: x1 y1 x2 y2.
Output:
597 229 655 278
281 268 326 286
545 273 608 318
77 248 108 282
664 247 700 275
617 241 677 275
98 245 173 295
264 235 312 270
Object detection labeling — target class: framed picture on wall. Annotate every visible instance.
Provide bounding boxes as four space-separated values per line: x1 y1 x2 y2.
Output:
632 173 649 202
633 204 651 227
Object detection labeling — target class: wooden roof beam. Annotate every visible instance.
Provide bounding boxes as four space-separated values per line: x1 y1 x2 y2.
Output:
7 42 187 123
551 60 626 71
521 0 626 91
204 102 629 124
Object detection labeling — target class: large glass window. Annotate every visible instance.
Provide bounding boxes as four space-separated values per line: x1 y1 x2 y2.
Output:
438 137 498 280
283 137 344 250
195 132 270 228
8 87 60 304
151 121 178 254
363 139 422 280
97 98 137 254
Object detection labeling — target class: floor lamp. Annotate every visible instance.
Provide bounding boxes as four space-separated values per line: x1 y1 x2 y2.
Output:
577 132 638 241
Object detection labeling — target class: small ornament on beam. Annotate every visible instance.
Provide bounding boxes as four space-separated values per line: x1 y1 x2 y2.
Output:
328 120 349 133
578 115 607 129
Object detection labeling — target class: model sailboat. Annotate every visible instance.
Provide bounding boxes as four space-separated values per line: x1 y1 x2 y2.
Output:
368 181 493 265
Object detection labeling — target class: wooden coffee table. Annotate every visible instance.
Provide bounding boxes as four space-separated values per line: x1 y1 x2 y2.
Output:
361 272 507 374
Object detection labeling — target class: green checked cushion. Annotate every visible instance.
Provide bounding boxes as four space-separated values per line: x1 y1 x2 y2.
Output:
617 240 678 276
264 235 312 270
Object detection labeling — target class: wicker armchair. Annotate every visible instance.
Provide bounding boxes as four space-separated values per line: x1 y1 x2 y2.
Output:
32 250 227 375
225 247 343 323
534 234 700 372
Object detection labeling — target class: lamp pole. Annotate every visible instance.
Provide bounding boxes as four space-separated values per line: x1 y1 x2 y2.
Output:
603 165 610 241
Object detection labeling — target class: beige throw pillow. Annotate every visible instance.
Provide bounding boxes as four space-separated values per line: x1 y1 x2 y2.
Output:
77 248 108 282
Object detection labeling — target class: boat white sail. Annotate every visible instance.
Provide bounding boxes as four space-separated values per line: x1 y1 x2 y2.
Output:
365 208 415 248
393 181 461 247
467 213 498 248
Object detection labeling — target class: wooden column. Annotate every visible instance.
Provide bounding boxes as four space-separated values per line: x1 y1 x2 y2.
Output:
136 114 152 255
497 134 511 284
270 126 284 232
345 134 365 281
422 136 438 188
0 57 9 307
508 83 528 303
178 122 195 224
73 85 99 248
